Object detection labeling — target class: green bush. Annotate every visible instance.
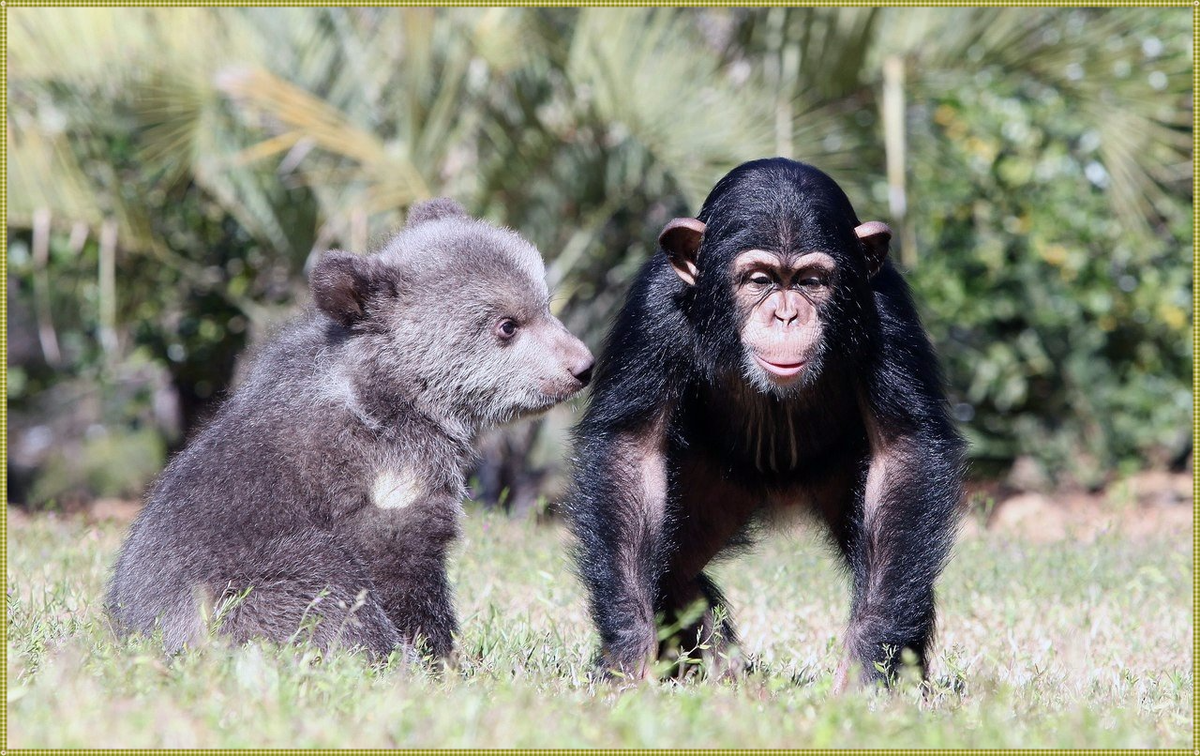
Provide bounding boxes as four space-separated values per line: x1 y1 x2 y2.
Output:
906 72 1191 484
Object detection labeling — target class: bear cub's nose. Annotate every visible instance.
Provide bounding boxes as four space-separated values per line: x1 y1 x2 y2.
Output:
573 357 595 387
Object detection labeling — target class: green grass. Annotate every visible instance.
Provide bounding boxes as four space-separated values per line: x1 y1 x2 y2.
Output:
6 506 1193 747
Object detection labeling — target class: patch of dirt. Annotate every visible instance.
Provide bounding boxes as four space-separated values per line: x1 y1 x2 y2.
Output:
86 498 143 523
961 471 1193 543
5 498 144 526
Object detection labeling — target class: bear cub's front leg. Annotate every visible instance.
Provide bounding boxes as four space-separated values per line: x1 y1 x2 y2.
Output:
346 492 464 660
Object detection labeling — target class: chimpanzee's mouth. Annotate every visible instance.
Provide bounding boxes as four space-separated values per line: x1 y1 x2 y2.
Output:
753 354 806 379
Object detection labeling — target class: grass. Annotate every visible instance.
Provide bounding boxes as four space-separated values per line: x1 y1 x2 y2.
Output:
5 504 1194 748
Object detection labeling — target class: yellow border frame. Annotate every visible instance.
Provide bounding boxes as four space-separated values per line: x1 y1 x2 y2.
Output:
0 3 1195 752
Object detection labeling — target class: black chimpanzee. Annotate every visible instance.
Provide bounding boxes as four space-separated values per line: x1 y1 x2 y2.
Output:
565 158 966 690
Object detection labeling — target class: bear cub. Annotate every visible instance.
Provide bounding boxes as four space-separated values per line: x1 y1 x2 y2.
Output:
106 199 593 660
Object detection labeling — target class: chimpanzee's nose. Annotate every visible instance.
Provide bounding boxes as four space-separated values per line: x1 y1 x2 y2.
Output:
573 357 595 387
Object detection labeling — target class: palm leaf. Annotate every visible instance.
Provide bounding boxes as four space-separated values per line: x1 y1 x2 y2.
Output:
567 8 774 207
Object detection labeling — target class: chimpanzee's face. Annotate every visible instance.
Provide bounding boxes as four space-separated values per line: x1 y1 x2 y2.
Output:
655 161 891 399
731 248 836 395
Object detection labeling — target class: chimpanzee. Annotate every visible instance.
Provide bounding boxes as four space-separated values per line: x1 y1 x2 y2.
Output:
565 158 965 689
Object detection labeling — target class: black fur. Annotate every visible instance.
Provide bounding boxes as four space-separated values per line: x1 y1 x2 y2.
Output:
565 159 966 685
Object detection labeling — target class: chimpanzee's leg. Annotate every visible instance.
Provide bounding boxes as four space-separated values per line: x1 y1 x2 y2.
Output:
653 456 762 679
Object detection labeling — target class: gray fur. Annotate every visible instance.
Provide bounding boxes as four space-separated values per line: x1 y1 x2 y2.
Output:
106 199 593 660
404 197 469 226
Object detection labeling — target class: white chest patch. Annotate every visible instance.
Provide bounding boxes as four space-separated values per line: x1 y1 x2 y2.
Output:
371 467 422 510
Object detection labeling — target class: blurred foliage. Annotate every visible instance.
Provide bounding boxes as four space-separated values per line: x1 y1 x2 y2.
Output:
6 7 1192 505
31 428 166 507
890 9 1194 484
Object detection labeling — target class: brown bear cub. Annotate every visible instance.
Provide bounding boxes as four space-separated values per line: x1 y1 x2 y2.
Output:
106 199 593 660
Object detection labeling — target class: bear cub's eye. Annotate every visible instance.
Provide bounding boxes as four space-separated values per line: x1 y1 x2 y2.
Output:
495 318 519 340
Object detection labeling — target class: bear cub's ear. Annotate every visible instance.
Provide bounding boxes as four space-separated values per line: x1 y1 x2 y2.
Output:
310 250 382 327
406 197 468 227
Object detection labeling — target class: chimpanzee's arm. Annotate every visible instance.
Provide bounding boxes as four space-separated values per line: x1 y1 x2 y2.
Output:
565 260 689 678
567 421 671 678
838 418 963 688
837 267 966 689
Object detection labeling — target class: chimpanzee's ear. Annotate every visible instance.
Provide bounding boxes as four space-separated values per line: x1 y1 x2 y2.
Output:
658 217 706 286
855 221 891 277
406 197 468 227
310 250 378 327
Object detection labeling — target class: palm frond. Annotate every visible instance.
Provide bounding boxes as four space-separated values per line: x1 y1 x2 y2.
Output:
567 8 774 206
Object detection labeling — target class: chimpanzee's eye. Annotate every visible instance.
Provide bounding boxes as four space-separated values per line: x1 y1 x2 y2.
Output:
495 318 519 340
799 275 828 289
749 273 772 286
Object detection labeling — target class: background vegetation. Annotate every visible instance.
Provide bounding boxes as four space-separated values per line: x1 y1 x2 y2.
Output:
6 8 1192 504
